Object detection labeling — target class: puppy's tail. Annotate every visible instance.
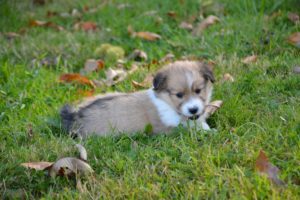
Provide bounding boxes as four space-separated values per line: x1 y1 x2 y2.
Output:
60 104 75 133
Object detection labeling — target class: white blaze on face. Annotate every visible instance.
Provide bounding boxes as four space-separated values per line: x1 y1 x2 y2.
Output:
181 97 204 117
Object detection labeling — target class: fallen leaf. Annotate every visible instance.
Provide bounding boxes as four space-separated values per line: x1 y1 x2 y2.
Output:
160 53 175 63
127 49 148 61
223 73 234 82
167 11 177 18
21 144 93 178
242 55 258 64
74 21 97 32
288 32 300 48
179 21 193 30
81 21 97 31
255 150 285 186
134 32 161 41
59 73 96 88
105 68 127 86
3 32 21 40
104 63 139 86
83 59 105 73
76 144 88 161
29 19 64 31
21 161 53 170
132 74 153 89
204 100 223 117
48 157 93 177
46 11 58 17
192 15 220 36
287 12 299 24
128 26 161 41
293 66 300 74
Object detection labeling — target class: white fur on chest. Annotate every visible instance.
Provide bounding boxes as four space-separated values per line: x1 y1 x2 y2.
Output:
147 89 181 127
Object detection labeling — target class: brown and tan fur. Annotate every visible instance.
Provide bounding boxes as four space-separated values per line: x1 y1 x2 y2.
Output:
61 61 215 138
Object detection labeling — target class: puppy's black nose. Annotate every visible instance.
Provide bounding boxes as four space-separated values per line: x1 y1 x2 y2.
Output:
188 107 198 114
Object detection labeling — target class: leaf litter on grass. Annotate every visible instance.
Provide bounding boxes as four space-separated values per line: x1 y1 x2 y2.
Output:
255 150 285 186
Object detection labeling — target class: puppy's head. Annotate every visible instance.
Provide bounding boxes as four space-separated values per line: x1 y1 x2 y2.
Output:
153 61 214 119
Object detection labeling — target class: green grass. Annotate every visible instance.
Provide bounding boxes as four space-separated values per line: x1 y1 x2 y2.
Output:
1 0 300 199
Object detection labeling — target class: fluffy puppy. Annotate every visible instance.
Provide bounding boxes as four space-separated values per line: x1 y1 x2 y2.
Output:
61 61 215 138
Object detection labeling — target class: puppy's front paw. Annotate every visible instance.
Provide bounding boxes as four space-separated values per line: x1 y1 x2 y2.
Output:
201 122 211 131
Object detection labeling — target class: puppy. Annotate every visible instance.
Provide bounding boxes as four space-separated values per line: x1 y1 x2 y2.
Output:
61 61 215 138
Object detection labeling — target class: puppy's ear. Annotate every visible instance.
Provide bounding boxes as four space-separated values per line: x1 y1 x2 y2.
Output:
201 64 215 83
153 72 167 91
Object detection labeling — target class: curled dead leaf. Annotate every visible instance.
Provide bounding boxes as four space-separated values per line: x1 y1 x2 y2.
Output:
192 15 220 36
21 144 93 178
288 32 300 48
105 68 127 86
167 11 177 18
204 100 223 118
242 55 258 64
29 19 64 31
59 73 96 88
160 53 175 63
127 49 148 61
287 12 299 24
76 144 88 161
128 26 161 41
74 21 97 32
223 73 234 82
255 150 285 186
132 74 153 89
83 59 105 73
4 32 21 40
48 157 93 177
21 161 53 170
179 21 193 31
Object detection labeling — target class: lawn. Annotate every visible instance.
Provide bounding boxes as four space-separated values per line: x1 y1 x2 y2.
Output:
1 0 300 199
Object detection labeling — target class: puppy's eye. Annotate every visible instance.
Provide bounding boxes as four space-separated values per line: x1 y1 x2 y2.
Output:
195 89 201 94
176 92 184 98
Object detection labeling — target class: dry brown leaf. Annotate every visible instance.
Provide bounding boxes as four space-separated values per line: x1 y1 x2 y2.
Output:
21 144 93 178
160 53 175 63
134 31 161 41
223 73 234 82
204 100 223 117
81 21 97 31
21 161 53 170
74 21 97 32
255 150 285 186
288 32 300 48
105 68 127 86
242 55 258 64
76 144 88 161
4 32 21 40
192 15 220 36
128 26 161 41
59 73 96 88
48 157 93 177
167 11 177 18
127 49 148 61
132 74 153 89
287 12 299 24
83 59 105 73
29 19 64 31
179 21 193 31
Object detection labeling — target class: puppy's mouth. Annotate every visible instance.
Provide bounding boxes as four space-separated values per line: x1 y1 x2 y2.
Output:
188 115 200 120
